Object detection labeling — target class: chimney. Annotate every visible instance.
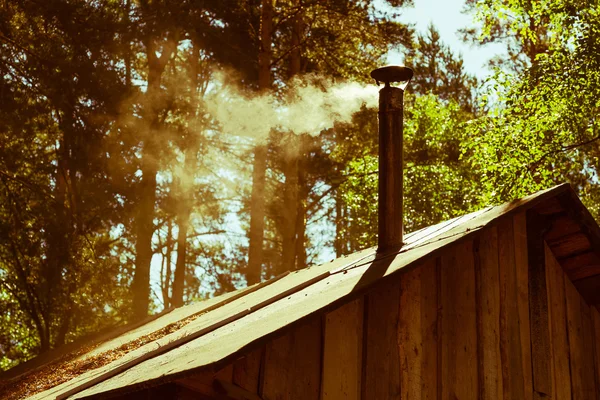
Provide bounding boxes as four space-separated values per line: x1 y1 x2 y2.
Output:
370 65 413 253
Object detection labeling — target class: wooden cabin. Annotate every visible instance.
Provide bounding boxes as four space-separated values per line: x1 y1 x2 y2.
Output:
2 183 600 400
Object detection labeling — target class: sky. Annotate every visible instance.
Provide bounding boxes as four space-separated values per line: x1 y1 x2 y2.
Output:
386 0 506 80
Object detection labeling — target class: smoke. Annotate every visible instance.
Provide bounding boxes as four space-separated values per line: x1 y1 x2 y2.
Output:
205 72 379 142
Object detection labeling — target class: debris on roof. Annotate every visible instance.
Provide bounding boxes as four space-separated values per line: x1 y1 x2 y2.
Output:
0 284 261 400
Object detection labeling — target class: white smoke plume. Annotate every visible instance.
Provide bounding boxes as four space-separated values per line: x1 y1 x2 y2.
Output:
205 72 379 142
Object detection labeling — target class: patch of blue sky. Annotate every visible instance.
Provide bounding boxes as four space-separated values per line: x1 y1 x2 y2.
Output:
378 0 506 80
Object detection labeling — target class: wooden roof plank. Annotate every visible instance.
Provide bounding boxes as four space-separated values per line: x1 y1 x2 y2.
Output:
544 215 581 242
560 251 600 271
547 232 591 259
79 277 283 361
567 264 600 282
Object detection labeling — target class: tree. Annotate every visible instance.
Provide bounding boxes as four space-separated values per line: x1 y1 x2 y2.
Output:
407 24 478 113
129 0 183 320
464 0 600 217
332 93 478 252
0 0 129 362
330 25 479 254
264 0 414 275
212 0 414 279
247 0 274 285
462 0 552 73
0 0 238 367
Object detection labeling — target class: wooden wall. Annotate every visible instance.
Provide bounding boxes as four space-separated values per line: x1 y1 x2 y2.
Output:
546 242 600 399
164 212 600 400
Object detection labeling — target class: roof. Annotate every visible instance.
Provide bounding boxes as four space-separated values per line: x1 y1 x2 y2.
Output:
3 183 599 399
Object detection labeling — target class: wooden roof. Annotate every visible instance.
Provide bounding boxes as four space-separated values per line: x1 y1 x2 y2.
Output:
5 183 600 399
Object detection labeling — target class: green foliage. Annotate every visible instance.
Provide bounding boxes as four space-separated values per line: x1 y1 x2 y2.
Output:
464 0 600 218
331 28 479 253
286 0 412 81
0 0 132 367
462 0 553 72
335 94 478 252
407 24 479 112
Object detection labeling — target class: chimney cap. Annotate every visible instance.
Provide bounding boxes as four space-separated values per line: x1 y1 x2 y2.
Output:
370 65 413 86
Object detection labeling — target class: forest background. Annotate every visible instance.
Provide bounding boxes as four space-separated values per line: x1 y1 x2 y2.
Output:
2 0 599 370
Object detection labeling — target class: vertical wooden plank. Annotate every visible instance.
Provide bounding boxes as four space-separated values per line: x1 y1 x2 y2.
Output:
321 297 364 400
262 329 291 400
513 213 533 400
130 385 182 400
261 317 322 400
525 212 551 398
580 298 598 399
499 217 526 400
148 383 178 400
420 259 439 400
545 244 571 400
176 369 219 398
435 257 443 400
214 363 234 382
565 276 584 399
475 227 503 400
233 347 263 394
398 259 438 400
174 384 207 400
592 308 600 397
362 280 401 400
399 265 422 400
291 317 323 399
441 240 478 400
566 276 585 400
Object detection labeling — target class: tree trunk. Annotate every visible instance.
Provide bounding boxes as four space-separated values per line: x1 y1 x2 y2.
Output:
172 41 204 307
163 218 173 309
54 311 71 348
334 187 344 258
295 138 308 269
247 0 274 285
43 123 73 351
11 243 48 352
132 130 158 319
281 1 303 272
281 136 299 272
36 319 50 353
124 0 132 88
160 233 169 307
289 2 302 77
132 32 178 320
172 210 189 307
172 142 199 306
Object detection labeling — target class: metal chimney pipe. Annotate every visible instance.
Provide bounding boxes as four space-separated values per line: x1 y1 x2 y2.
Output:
370 65 413 253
